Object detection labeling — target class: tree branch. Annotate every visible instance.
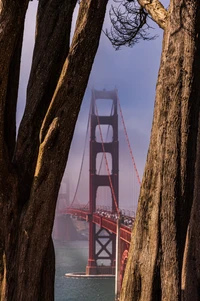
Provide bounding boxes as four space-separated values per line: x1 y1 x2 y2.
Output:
40 0 108 142
106 1 155 49
14 0 77 208
138 0 168 29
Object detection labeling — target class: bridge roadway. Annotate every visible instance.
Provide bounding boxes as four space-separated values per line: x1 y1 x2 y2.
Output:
60 207 133 245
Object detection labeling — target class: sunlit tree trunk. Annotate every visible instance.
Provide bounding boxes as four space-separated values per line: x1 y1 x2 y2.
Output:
0 0 108 300
120 1 200 300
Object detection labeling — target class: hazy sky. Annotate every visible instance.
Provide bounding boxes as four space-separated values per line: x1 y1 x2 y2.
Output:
17 1 169 211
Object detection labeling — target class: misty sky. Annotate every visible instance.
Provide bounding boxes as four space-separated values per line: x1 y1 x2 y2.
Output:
17 1 169 211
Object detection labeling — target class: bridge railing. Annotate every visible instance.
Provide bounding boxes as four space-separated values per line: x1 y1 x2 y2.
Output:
96 206 135 217
60 205 136 228
95 208 135 228
68 204 89 211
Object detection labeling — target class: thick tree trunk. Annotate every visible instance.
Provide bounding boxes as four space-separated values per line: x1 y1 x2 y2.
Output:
11 2 76 297
120 1 200 300
0 1 29 297
1 1 108 300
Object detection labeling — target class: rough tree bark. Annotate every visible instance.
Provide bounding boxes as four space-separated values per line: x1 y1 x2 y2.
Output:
120 1 200 300
0 0 108 300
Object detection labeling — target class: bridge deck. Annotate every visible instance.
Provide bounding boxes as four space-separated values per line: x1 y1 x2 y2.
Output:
60 208 132 244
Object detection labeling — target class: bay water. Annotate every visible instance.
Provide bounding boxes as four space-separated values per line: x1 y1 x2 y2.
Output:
54 240 115 301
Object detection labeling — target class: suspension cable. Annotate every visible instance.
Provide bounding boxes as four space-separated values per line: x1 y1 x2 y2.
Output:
95 102 120 215
116 90 141 186
69 103 91 208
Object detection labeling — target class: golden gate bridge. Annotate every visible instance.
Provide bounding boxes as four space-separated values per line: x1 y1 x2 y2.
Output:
53 88 141 299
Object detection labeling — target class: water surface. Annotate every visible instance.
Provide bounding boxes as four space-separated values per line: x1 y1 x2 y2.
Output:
54 240 115 301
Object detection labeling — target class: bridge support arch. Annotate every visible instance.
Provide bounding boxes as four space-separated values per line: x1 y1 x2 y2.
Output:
86 89 119 275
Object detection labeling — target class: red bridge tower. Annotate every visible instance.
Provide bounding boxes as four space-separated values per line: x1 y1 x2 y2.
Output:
86 89 119 275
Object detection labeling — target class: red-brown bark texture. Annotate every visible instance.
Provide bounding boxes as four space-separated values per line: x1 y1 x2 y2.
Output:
120 1 200 300
0 0 108 300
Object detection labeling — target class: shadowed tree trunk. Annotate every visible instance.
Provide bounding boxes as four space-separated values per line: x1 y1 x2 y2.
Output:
120 1 200 300
0 0 108 300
